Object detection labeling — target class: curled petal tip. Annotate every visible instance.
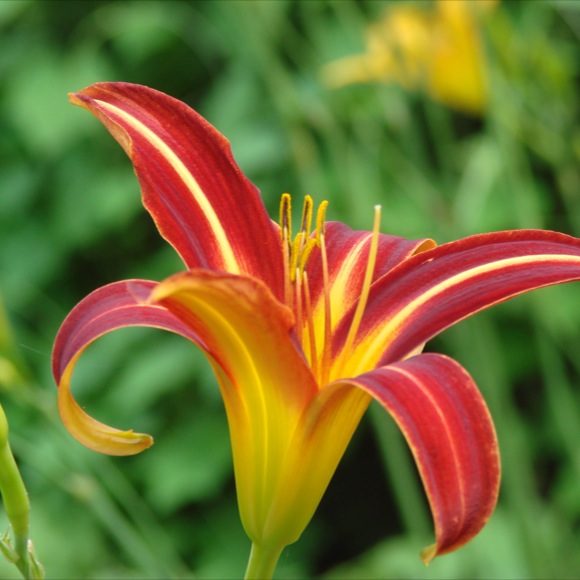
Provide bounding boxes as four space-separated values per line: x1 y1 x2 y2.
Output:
58 380 153 456
103 430 155 456
420 543 437 566
76 427 154 457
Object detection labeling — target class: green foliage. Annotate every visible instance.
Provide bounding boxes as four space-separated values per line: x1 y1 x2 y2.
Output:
0 0 579 577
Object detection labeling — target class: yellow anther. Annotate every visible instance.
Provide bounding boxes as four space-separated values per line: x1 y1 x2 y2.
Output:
280 194 292 304
300 195 314 242
277 193 333 384
280 193 292 242
279 192 329 286
315 201 329 244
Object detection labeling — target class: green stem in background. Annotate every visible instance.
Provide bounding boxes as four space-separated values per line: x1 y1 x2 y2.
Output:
369 401 431 542
244 543 284 580
0 404 44 579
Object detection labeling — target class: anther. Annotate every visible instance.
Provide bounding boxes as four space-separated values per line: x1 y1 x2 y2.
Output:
278 193 333 383
291 195 316 281
280 194 292 304
315 201 328 245
299 196 314 242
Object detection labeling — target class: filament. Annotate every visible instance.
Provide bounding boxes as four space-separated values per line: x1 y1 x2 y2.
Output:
294 267 303 339
319 231 332 386
338 205 381 376
302 272 318 380
278 193 333 386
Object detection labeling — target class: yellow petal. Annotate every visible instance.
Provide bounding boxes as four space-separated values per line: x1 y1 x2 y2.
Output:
58 357 153 456
151 270 318 546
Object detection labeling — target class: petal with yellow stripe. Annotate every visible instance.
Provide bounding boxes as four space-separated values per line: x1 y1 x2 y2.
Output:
307 221 434 333
70 83 284 298
150 270 318 546
340 230 580 375
338 353 500 563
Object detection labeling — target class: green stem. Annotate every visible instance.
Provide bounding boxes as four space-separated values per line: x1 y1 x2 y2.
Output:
0 405 31 579
244 543 284 580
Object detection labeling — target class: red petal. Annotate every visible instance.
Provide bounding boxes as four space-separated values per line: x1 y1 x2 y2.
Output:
342 353 500 562
69 82 284 298
53 279 201 382
343 230 580 371
52 279 201 455
307 221 434 330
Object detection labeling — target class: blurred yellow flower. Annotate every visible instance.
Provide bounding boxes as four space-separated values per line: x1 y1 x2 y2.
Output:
322 0 498 115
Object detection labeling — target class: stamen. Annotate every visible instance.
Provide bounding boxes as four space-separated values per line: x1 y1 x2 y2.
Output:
278 193 333 385
294 267 303 338
295 200 329 284
280 193 292 240
290 196 315 282
314 201 328 244
319 231 332 386
298 238 317 274
338 205 382 376
302 272 318 380
280 194 292 305
300 195 314 243
290 236 301 282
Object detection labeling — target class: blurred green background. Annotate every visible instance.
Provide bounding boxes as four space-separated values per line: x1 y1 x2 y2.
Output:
1 0 580 578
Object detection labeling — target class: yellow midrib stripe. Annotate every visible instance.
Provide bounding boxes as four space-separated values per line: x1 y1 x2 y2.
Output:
98 100 240 273
354 253 580 372
327 233 372 323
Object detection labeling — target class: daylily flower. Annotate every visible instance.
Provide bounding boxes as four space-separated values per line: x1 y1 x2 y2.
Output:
322 0 498 115
53 82 580 578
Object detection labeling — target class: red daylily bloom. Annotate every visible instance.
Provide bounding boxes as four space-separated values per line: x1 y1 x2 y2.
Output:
53 82 580 577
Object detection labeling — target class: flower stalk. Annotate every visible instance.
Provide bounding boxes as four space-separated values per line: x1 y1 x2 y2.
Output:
244 543 284 580
0 405 44 579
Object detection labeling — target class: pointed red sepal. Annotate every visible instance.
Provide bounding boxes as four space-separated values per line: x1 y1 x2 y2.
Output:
343 353 500 562
69 82 284 299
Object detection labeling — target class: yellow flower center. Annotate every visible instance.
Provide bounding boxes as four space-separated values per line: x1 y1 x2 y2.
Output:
279 194 381 385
